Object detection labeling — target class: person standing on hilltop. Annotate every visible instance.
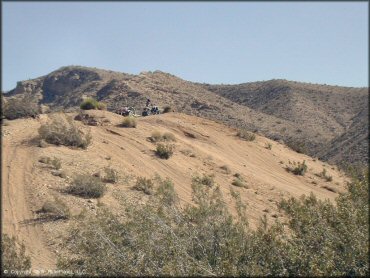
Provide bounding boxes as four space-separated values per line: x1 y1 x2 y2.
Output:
146 98 151 107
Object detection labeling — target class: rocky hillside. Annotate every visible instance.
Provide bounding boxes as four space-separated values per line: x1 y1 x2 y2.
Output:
3 65 368 166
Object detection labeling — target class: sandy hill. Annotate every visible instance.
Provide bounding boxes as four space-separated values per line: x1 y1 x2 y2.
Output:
2 110 349 269
3 65 368 166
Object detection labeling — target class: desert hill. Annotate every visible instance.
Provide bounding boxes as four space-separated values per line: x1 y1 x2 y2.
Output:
3 65 368 166
2 110 349 269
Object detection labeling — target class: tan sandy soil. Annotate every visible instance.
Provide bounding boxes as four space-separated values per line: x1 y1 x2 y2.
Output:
1 110 349 271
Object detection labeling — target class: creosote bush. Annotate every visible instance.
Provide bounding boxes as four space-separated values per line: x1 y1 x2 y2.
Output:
2 234 31 272
236 129 256 141
57 170 369 277
66 174 106 198
38 114 92 149
120 117 137 128
155 143 174 159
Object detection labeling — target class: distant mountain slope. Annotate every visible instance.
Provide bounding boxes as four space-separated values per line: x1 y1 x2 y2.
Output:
3 65 368 166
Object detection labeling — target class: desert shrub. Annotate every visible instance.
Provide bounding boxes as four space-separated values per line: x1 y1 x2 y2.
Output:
162 105 172 113
51 157 62 170
3 96 40 120
38 197 70 220
96 102 107 110
162 132 176 141
38 114 92 149
38 156 62 170
58 170 369 277
286 160 307 176
220 165 231 174
180 149 196 157
316 168 333 182
155 143 174 159
102 167 118 183
232 178 247 188
2 234 31 273
133 177 154 195
192 174 215 187
80 98 99 110
265 143 272 150
149 130 162 142
236 129 256 141
66 174 106 198
149 131 176 142
120 117 137 128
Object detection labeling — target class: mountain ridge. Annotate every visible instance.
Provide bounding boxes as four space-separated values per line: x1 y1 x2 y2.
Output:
3 65 368 166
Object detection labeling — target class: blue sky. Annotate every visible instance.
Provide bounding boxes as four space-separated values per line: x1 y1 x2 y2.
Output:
2 1 368 91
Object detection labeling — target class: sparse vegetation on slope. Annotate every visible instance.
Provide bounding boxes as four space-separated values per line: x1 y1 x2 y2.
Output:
236 129 256 141
286 160 308 176
57 170 368 276
120 117 137 128
155 143 175 159
38 114 92 149
1 234 31 273
80 98 106 110
65 174 106 198
3 96 40 120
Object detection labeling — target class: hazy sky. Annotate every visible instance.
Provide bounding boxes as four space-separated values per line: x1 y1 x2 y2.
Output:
2 1 368 91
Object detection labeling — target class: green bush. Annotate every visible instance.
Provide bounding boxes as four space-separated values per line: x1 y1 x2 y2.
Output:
80 98 99 110
66 174 106 198
120 117 137 128
38 114 92 149
133 177 154 195
236 129 256 141
155 143 174 159
3 96 40 120
2 234 31 273
96 102 107 110
57 170 369 277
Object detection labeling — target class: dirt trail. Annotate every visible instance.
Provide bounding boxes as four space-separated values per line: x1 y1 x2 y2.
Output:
2 119 56 270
